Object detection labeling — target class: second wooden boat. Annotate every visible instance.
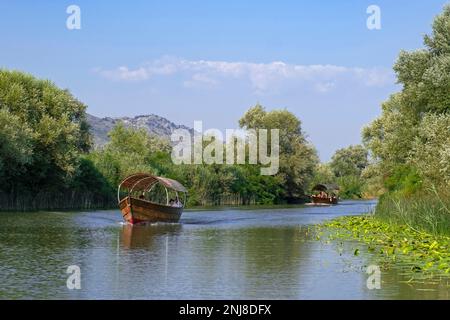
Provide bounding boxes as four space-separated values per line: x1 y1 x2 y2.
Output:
310 184 339 205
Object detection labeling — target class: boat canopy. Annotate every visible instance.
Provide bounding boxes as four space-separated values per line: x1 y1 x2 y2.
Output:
119 173 187 192
312 184 340 192
118 173 187 203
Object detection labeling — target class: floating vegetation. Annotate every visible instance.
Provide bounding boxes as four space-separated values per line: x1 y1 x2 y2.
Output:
314 216 450 279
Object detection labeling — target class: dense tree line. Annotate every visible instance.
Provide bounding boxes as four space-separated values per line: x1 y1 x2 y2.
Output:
0 70 318 210
0 70 114 210
361 5 450 233
89 105 318 206
363 5 449 192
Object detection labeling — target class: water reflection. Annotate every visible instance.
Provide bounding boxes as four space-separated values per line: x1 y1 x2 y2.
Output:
0 202 449 299
120 223 182 249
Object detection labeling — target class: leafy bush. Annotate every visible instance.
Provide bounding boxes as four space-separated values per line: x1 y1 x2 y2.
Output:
384 164 423 196
0 69 91 193
337 175 364 199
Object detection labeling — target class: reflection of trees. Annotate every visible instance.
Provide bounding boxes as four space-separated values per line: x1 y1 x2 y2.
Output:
235 227 308 271
0 212 87 299
188 226 313 298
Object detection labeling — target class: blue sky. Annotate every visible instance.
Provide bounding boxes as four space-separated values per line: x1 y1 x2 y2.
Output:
0 1 447 160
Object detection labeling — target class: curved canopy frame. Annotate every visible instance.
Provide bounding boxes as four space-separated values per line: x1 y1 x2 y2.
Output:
312 184 340 192
118 173 187 204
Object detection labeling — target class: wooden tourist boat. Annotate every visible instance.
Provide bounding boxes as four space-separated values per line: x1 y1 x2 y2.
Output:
310 184 339 205
118 173 187 224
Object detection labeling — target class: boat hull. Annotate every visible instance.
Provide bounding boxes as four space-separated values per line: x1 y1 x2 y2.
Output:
119 196 183 224
310 196 338 205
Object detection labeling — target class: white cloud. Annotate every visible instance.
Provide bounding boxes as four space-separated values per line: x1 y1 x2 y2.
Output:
94 56 394 93
95 66 149 81
315 81 336 93
184 73 218 88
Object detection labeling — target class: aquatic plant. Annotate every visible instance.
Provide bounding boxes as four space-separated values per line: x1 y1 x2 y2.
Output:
315 215 450 279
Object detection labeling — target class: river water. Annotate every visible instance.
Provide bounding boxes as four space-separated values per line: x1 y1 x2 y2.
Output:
0 200 449 299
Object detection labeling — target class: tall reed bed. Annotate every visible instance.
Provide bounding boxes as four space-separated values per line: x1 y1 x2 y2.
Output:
375 187 450 236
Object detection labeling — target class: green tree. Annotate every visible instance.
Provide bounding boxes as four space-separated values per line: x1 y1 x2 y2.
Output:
361 5 450 233
89 122 172 187
239 104 318 202
0 70 91 192
0 110 33 179
310 163 336 188
409 113 450 187
330 145 368 178
336 175 364 199
363 5 450 188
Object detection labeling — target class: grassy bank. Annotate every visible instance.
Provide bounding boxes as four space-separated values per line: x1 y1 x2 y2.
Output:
316 215 450 278
374 188 450 236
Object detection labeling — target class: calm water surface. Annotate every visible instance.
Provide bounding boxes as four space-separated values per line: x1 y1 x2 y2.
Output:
0 200 449 299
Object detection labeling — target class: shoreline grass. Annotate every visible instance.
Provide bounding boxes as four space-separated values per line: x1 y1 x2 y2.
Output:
374 188 450 237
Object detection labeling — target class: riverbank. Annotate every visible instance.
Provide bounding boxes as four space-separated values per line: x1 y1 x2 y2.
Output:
374 189 450 237
315 215 450 279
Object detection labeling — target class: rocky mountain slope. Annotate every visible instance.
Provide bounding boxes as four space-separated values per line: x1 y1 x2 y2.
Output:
86 113 192 147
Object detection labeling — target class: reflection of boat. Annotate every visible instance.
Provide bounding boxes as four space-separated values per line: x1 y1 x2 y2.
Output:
118 173 188 224
310 184 339 205
121 223 181 249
